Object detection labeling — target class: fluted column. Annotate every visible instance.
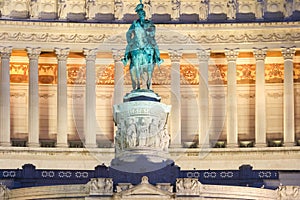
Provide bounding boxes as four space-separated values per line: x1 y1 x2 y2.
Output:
225 48 239 148
197 49 211 148
169 49 182 147
26 47 41 147
55 48 70 148
112 49 124 105
83 48 98 148
0 46 12 147
253 48 267 147
282 47 296 146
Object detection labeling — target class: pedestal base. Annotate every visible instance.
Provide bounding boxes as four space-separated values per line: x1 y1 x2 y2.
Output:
113 90 172 172
111 152 174 173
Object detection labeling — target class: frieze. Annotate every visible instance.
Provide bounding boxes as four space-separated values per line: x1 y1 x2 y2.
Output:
181 94 198 99
0 32 106 44
96 94 113 99
88 178 113 196
0 22 299 46
39 93 55 99
176 178 201 196
238 93 255 99
267 92 284 98
210 94 226 99
277 186 300 200
10 92 26 98
67 94 84 99
116 183 133 192
0 185 9 200
113 101 171 153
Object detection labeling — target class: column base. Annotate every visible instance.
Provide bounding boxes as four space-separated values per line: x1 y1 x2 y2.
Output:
255 142 267 148
85 144 98 148
56 143 69 148
27 142 40 147
0 142 11 147
283 142 295 147
226 143 239 148
169 144 183 148
198 143 211 149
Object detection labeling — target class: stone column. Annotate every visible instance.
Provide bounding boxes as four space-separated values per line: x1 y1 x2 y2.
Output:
169 49 182 147
253 48 267 147
83 48 98 148
197 49 211 148
224 48 239 148
55 48 70 148
26 47 42 147
112 49 124 105
282 47 296 146
0 46 12 147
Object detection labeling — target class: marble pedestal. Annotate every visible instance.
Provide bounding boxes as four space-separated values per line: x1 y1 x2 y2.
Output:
112 90 173 173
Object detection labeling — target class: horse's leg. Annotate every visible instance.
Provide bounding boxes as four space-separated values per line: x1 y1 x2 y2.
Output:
130 66 137 90
147 64 154 90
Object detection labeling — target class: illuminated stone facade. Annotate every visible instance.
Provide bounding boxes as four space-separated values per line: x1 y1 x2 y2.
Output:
0 0 300 199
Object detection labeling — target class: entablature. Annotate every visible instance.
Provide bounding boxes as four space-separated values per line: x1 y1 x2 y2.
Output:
0 20 299 52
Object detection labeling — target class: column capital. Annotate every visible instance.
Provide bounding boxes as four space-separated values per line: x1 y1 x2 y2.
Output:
0 46 13 59
224 48 239 62
253 47 267 61
112 49 125 62
55 47 70 61
83 48 98 61
168 49 183 63
196 48 211 62
281 47 296 60
26 47 41 60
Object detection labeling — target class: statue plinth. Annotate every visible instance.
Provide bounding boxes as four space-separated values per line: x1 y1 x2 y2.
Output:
112 90 173 173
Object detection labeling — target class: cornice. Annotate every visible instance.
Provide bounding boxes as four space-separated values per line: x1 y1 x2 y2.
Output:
0 20 299 29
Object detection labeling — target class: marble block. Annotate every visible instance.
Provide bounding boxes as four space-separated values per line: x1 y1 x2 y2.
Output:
112 90 172 173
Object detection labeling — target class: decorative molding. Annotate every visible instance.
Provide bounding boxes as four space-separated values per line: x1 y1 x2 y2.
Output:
197 48 211 62
176 178 201 196
96 94 113 99
282 47 296 60
39 94 55 99
181 65 199 85
0 46 13 59
83 48 98 61
253 48 267 61
0 185 9 200
55 48 70 61
277 186 300 200
224 48 239 62
10 92 26 98
267 92 283 98
116 183 133 192
181 94 198 99
168 49 183 63
112 49 125 62
238 93 255 99
67 94 84 99
26 47 42 60
88 178 113 196
0 22 299 46
210 94 226 99
0 32 106 44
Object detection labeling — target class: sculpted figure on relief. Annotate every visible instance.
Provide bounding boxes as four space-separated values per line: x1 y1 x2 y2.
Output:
199 0 208 20
114 0 124 21
126 118 137 147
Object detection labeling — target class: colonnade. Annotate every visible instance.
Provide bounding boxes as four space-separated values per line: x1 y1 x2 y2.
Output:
0 46 297 148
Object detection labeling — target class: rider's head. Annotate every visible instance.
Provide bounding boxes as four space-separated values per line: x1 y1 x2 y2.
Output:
137 10 146 20
135 3 146 20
